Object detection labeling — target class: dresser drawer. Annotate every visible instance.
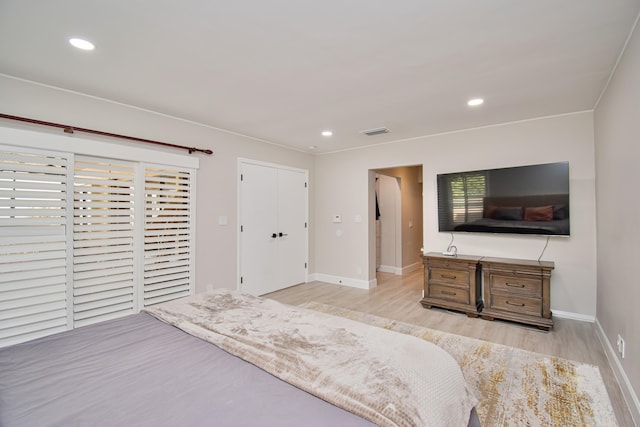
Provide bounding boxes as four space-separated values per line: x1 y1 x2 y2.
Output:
490 294 542 317
421 253 481 316
491 275 542 296
428 284 469 304
479 256 554 329
430 268 469 286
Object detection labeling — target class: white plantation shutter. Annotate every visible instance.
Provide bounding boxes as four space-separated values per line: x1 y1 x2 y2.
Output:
0 148 70 347
73 156 136 327
0 139 196 347
143 166 194 306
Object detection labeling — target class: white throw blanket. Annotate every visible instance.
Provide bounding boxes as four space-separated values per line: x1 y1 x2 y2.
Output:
145 289 477 427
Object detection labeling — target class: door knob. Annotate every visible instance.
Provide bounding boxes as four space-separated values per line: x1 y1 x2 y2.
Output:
279 232 288 237
271 233 277 238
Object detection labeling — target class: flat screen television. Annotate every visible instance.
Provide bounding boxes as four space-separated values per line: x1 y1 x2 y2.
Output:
437 161 570 236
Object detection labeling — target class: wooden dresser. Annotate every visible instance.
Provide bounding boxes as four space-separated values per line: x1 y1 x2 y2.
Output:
420 253 483 317
480 257 554 330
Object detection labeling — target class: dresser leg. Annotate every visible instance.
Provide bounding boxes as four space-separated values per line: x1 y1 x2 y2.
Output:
420 301 432 309
481 315 495 321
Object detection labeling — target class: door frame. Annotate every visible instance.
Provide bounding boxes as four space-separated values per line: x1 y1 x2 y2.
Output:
369 165 424 281
237 158 309 292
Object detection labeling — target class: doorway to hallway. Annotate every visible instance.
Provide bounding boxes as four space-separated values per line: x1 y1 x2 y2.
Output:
371 165 424 278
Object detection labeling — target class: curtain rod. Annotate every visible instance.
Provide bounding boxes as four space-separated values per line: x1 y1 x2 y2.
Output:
0 113 213 155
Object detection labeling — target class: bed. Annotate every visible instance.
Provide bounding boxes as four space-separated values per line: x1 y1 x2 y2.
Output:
453 194 570 235
0 289 480 426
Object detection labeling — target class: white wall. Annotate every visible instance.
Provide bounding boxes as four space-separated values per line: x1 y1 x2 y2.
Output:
594 17 640 421
0 75 315 294
315 112 597 318
2 76 600 319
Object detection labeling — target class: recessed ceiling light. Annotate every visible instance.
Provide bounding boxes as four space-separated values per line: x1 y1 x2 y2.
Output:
467 98 484 106
69 38 95 51
321 130 333 137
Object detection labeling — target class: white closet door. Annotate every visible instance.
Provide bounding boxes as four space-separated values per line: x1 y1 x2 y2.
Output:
240 162 279 295
239 161 307 296
277 168 307 289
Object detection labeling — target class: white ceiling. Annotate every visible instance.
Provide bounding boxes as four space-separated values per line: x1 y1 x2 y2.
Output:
1 1 639 154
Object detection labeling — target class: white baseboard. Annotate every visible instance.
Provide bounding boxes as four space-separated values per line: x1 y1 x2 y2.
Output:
402 261 422 274
311 263 421 289
595 319 640 426
309 273 377 289
551 310 595 323
377 265 398 274
378 262 422 275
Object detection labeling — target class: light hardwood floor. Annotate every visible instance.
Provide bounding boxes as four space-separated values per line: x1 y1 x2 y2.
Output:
266 269 634 426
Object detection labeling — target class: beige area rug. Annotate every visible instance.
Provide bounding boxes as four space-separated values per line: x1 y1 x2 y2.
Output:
300 302 618 427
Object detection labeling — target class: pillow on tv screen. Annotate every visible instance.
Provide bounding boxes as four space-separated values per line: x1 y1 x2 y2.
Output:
484 205 498 218
553 204 568 220
524 205 553 222
494 207 523 221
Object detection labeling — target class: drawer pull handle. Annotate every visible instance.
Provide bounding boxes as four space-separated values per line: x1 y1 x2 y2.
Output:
441 290 456 296
506 283 525 288
506 301 525 307
442 274 457 280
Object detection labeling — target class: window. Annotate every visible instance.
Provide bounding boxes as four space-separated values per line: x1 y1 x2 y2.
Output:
0 144 196 347
142 166 194 306
0 148 70 347
73 156 136 327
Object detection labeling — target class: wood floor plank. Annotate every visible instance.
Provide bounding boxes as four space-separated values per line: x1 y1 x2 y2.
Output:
265 269 634 426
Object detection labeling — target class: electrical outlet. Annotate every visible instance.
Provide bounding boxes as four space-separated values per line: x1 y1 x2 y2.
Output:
617 334 626 359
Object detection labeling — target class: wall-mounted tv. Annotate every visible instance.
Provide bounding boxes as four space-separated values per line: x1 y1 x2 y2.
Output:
437 162 570 236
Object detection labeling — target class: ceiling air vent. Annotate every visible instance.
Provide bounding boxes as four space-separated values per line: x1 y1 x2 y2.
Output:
360 127 390 136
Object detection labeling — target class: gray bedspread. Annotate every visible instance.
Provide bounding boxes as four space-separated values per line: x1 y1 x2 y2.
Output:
0 312 376 426
0 309 481 427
